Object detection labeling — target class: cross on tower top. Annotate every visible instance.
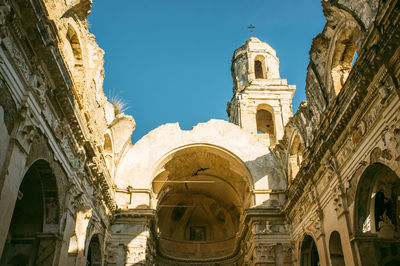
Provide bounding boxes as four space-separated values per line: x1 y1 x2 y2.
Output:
248 24 255 36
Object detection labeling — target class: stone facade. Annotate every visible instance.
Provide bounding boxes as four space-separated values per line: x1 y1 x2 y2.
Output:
0 0 399 265
276 1 400 265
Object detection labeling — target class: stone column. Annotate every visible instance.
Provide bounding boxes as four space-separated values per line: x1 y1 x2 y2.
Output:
75 206 93 266
280 99 292 127
273 108 284 142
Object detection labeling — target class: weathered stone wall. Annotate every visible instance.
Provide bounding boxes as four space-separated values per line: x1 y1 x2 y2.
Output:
0 0 134 265
1 0 399 265
115 119 286 208
41 0 136 168
277 0 400 265
282 0 379 148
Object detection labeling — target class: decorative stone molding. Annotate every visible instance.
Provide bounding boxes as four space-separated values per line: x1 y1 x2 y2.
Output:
254 220 290 235
381 118 400 161
307 209 324 240
282 243 295 263
2 33 31 83
124 245 146 265
332 183 347 217
254 243 276 263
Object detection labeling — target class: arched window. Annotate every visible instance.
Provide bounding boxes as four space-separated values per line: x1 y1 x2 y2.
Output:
254 55 266 79
329 231 345 266
300 235 320 266
104 134 114 175
355 163 399 236
66 25 83 67
255 60 264 79
256 105 275 144
66 25 85 94
289 135 303 181
331 29 357 95
256 109 274 135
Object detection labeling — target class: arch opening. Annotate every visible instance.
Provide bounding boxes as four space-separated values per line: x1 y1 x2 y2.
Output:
87 235 102 266
256 105 275 144
66 25 85 94
300 235 320 266
66 25 83 67
104 134 114 176
355 163 400 237
0 160 60 265
331 28 357 95
152 145 252 262
329 231 345 266
254 55 266 79
289 135 303 181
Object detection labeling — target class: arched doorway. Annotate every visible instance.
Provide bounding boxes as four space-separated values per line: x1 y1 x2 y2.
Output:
300 235 319 266
87 235 102 266
329 231 344 266
0 160 60 266
152 145 252 263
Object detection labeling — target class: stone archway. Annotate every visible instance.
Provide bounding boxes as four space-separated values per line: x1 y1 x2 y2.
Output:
354 162 400 265
110 120 283 265
0 160 60 266
86 235 102 266
355 162 400 236
152 144 253 264
300 235 320 266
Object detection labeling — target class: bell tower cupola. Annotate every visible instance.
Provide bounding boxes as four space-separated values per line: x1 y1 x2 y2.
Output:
227 37 296 147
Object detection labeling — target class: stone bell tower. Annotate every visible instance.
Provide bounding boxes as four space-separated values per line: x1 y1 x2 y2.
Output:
227 37 296 146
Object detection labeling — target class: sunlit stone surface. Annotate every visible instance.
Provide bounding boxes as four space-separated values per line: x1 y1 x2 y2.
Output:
0 0 399 265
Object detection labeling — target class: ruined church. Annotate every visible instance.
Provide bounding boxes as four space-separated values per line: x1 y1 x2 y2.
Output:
0 0 400 265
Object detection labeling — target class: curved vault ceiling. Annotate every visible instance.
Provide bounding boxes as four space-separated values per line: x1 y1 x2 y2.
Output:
152 146 252 261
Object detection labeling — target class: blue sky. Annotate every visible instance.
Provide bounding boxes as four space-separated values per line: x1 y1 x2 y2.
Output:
88 0 326 142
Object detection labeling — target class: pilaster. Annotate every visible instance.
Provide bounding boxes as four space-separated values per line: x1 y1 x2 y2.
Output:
106 210 156 266
241 208 293 266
